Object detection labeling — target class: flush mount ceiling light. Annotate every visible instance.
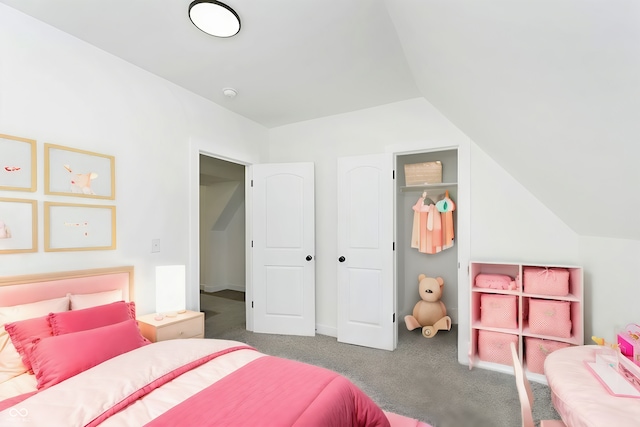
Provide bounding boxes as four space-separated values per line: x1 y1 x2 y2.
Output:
189 0 241 38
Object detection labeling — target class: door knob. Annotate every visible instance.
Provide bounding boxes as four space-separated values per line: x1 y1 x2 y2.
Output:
338 256 346 262
306 255 313 261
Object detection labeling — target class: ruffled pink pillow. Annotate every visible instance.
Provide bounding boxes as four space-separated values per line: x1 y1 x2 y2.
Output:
48 301 136 335
6 301 138 373
30 319 149 389
4 316 53 373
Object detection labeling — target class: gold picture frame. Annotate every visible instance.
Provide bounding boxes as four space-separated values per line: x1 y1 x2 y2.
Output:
44 202 116 252
44 143 115 199
0 198 37 254
0 134 36 192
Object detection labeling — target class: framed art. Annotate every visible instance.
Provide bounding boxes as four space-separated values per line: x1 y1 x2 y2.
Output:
0 198 37 254
0 134 36 192
44 143 115 199
44 202 116 252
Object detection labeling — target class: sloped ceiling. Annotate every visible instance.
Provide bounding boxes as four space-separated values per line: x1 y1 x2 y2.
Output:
1 0 638 240
385 1 640 240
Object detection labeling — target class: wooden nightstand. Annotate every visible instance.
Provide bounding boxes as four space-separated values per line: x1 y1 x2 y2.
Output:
137 310 204 342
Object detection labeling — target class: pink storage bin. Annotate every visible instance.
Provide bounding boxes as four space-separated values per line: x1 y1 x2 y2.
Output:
480 294 518 329
475 274 516 290
523 267 570 296
477 330 519 366
528 299 571 338
525 337 570 374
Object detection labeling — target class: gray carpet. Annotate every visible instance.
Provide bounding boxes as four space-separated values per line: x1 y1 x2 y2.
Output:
200 293 561 427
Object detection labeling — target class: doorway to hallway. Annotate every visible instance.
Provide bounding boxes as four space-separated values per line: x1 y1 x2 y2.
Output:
198 154 246 337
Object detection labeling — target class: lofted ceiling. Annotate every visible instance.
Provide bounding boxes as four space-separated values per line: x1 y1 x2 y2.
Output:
2 0 639 240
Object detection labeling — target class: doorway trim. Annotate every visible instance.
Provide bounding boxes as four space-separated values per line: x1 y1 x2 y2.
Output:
188 137 256 332
386 139 471 364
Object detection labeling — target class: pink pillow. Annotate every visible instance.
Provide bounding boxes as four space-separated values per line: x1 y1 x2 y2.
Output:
48 301 136 335
30 319 149 389
4 316 53 373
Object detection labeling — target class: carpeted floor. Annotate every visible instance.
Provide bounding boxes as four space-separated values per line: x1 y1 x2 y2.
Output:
199 292 561 427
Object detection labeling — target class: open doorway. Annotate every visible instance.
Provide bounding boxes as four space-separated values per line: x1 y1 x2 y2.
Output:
199 154 246 337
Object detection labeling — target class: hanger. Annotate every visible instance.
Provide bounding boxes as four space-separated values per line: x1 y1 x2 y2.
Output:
436 190 454 212
419 191 435 205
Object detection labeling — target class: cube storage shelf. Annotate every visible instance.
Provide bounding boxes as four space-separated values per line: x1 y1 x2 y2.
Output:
469 261 584 383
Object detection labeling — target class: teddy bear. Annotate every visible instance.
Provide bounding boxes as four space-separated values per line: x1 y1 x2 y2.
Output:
404 274 452 338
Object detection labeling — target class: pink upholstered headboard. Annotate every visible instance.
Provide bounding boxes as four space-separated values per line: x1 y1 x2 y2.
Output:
0 266 134 307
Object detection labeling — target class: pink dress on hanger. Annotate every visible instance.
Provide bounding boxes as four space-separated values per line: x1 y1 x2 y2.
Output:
412 197 431 253
411 197 424 249
412 193 453 254
437 195 455 250
425 204 443 254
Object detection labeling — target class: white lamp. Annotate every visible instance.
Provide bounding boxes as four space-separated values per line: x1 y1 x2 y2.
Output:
155 265 186 318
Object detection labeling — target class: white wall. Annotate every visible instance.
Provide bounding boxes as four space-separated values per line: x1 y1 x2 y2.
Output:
580 237 640 340
268 98 588 351
199 189 246 293
226 201 246 291
470 143 581 265
199 182 245 290
0 5 267 315
268 98 471 334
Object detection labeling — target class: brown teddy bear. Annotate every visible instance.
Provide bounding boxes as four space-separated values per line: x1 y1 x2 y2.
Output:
404 274 452 338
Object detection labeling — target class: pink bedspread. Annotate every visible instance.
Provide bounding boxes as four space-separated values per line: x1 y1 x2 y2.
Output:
145 355 390 427
0 339 394 427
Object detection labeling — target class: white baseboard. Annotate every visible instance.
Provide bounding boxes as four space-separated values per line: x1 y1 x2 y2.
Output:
201 283 246 293
315 324 337 338
226 284 246 292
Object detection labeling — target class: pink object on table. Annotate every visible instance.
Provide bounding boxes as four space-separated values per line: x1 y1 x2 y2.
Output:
545 345 640 427
618 324 640 367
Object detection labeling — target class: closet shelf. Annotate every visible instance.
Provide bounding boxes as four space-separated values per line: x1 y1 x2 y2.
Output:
400 183 457 192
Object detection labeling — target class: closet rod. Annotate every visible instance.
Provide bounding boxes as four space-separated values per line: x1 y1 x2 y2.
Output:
400 182 457 193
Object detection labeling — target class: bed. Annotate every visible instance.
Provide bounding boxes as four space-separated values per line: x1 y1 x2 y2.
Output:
0 266 430 427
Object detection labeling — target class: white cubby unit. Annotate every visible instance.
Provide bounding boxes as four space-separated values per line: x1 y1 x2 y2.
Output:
469 261 584 383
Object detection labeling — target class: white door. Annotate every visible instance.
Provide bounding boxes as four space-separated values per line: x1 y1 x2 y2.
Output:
337 153 395 350
251 163 315 336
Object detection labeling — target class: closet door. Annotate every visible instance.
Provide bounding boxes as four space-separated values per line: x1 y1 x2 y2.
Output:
251 163 315 336
337 153 395 351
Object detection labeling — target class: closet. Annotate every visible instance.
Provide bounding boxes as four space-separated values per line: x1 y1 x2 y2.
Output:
395 150 459 331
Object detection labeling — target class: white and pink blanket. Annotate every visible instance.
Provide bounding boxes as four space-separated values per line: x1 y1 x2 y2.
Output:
0 339 395 426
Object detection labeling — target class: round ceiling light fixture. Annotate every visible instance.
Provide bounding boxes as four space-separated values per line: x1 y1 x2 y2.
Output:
189 1 241 38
